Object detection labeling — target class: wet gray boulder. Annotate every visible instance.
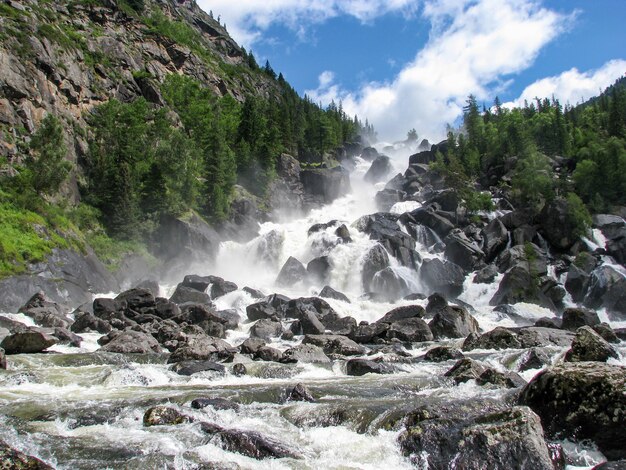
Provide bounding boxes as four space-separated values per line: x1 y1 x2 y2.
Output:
561 307 600 331
303 334 365 356
565 265 590 303
0 440 55 469
282 344 330 363
349 322 389 343
170 284 212 306
143 406 191 427
364 155 392 183
518 347 551 371
361 244 390 290
370 267 412 301
318 312 357 336
246 294 290 321
18 291 71 329
496 244 547 275
275 256 308 287
463 327 521 351
376 305 425 324
420 258 465 298
519 362 626 460
157 213 220 263
209 278 238 299
444 229 486 272
181 274 212 292
115 287 155 310
584 266 626 316
444 358 487 383
473 264 498 284
99 330 160 354
428 305 479 339
201 422 302 460
0 329 58 354
319 286 350 303
398 406 556 470
516 327 574 348
490 265 555 310
539 197 586 250
306 256 331 284
250 319 284 340
168 328 231 363
564 326 619 362
386 318 433 342
286 383 315 402
170 360 226 376
70 312 112 334
239 338 266 355
403 207 455 238
346 358 396 375
375 188 405 212
481 218 509 261
191 397 240 412
423 346 464 362
476 368 527 388
0 348 5 369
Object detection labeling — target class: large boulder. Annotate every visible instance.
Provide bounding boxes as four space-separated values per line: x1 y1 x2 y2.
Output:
355 213 416 266
376 305 425 324
519 362 626 460
564 326 619 362
490 265 554 310
584 266 626 316
386 317 433 342
319 286 350 303
143 406 190 427
282 344 330 363
444 358 487 383
561 307 600 331
428 305 479 339
364 155 392 183
18 291 71 329
246 294 290 321
398 406 556 470
306 256 331 284
302 334 365 356
300 166 350 204
420 258 465 298
370 267 412 301
201 422 301 460
481 218 509 261
0 440 55 469
170 285 212 306
156 212 220 262
444 229 485 272
403 207 455 239
0 329 58 354
538 197 586 250
275 256 308 287
375 188 406 212
250 319 284 340
99 330 160 354
361 244 390 291
71 312 112 334
346 358 396 375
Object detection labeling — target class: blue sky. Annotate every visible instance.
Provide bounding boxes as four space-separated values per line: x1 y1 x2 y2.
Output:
198 0 626 142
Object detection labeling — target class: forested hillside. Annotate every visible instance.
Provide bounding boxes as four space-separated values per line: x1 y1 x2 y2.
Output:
0 0 367 277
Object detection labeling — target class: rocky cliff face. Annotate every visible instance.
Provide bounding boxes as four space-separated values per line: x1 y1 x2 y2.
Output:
0 0 277 200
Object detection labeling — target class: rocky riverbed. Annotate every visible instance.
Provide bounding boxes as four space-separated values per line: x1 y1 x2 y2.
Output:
1 151 625 469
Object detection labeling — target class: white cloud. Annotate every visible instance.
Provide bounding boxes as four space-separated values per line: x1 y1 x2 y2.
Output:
196 0 420 46
306 0 572 142
504 60 626 108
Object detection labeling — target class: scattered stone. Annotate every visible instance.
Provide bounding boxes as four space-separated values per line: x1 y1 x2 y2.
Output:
463 327 521 351
170 360 226 376
420 258 465 298
286 383 315 402
282 344 330 363
428 305 479 339
376 305 425 324
564 326 619 363
423 346 464 362
476 368 526 388
255 346 284 362
444 358 486 383
240 338 266 355
143 406 190 427
386 318 433 342
71 312 112 334
250 319 284 341
99 330 160 354
519 362 626 460
170 285 211 305
346 358 396 376
303 334 366 356
518 348 551 372
561 307 601 331
191 397 240 412
232 363 247 376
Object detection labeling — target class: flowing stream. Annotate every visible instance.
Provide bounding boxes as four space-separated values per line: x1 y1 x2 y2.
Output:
1 151 624 469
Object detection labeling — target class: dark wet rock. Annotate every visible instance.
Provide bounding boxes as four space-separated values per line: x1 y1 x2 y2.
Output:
240 338 266 355
115 287 155 310
0 440 55 469
444 358 487 383
539 197 585 250
210 278 238 299
99 330 160 354
386 318 433 342
516 327 574 348
534 317 562 329
143 406 190 427
318 312 357 336
303 334 366 356
490 265 555 310
246 294 290 321
255 346 284 362
319 286 350 303
170 360 226 376
584 266 626 315
496 244 547 276
428 305 479 339
214 309 240 331
565 265 590 303
201 422 302 460
592 323 620 343
375 188 406 212
93 297 125 320
420 258 465 298
286 383 315 402
404 293 427 301
444 229 485 272
355 213 416 267
168 329 231 363
49 327 82 347
364 155 392 183
308 220 340 236
463 327 521 351
561 307 600 331
157 213 220 264
232 363 247 376
170 285 212 306
404 207 455 238
349 322 389 344
377 305 425 324
275 256 308 287
423 346 464 362
243 287 265 299
370 267 412 301
0 329 58 354
18 291 70 329
481 218 509 261
361 244 390 291
473 264 498 284
0 348 5 369
284 297 336 320
282 344 330 364
335 224 352 243
307 256 331 284
191 397 240 412
398 406 556 470
346 358 396 375
300 166 351 205
564 326 619 363
476 368 527 388
298 308 326 335
250 319 284 341
133 279 160 297
425 293 448 314
519 362 626 460
518 348 551 372
361 146 380 160
70 311 112 334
